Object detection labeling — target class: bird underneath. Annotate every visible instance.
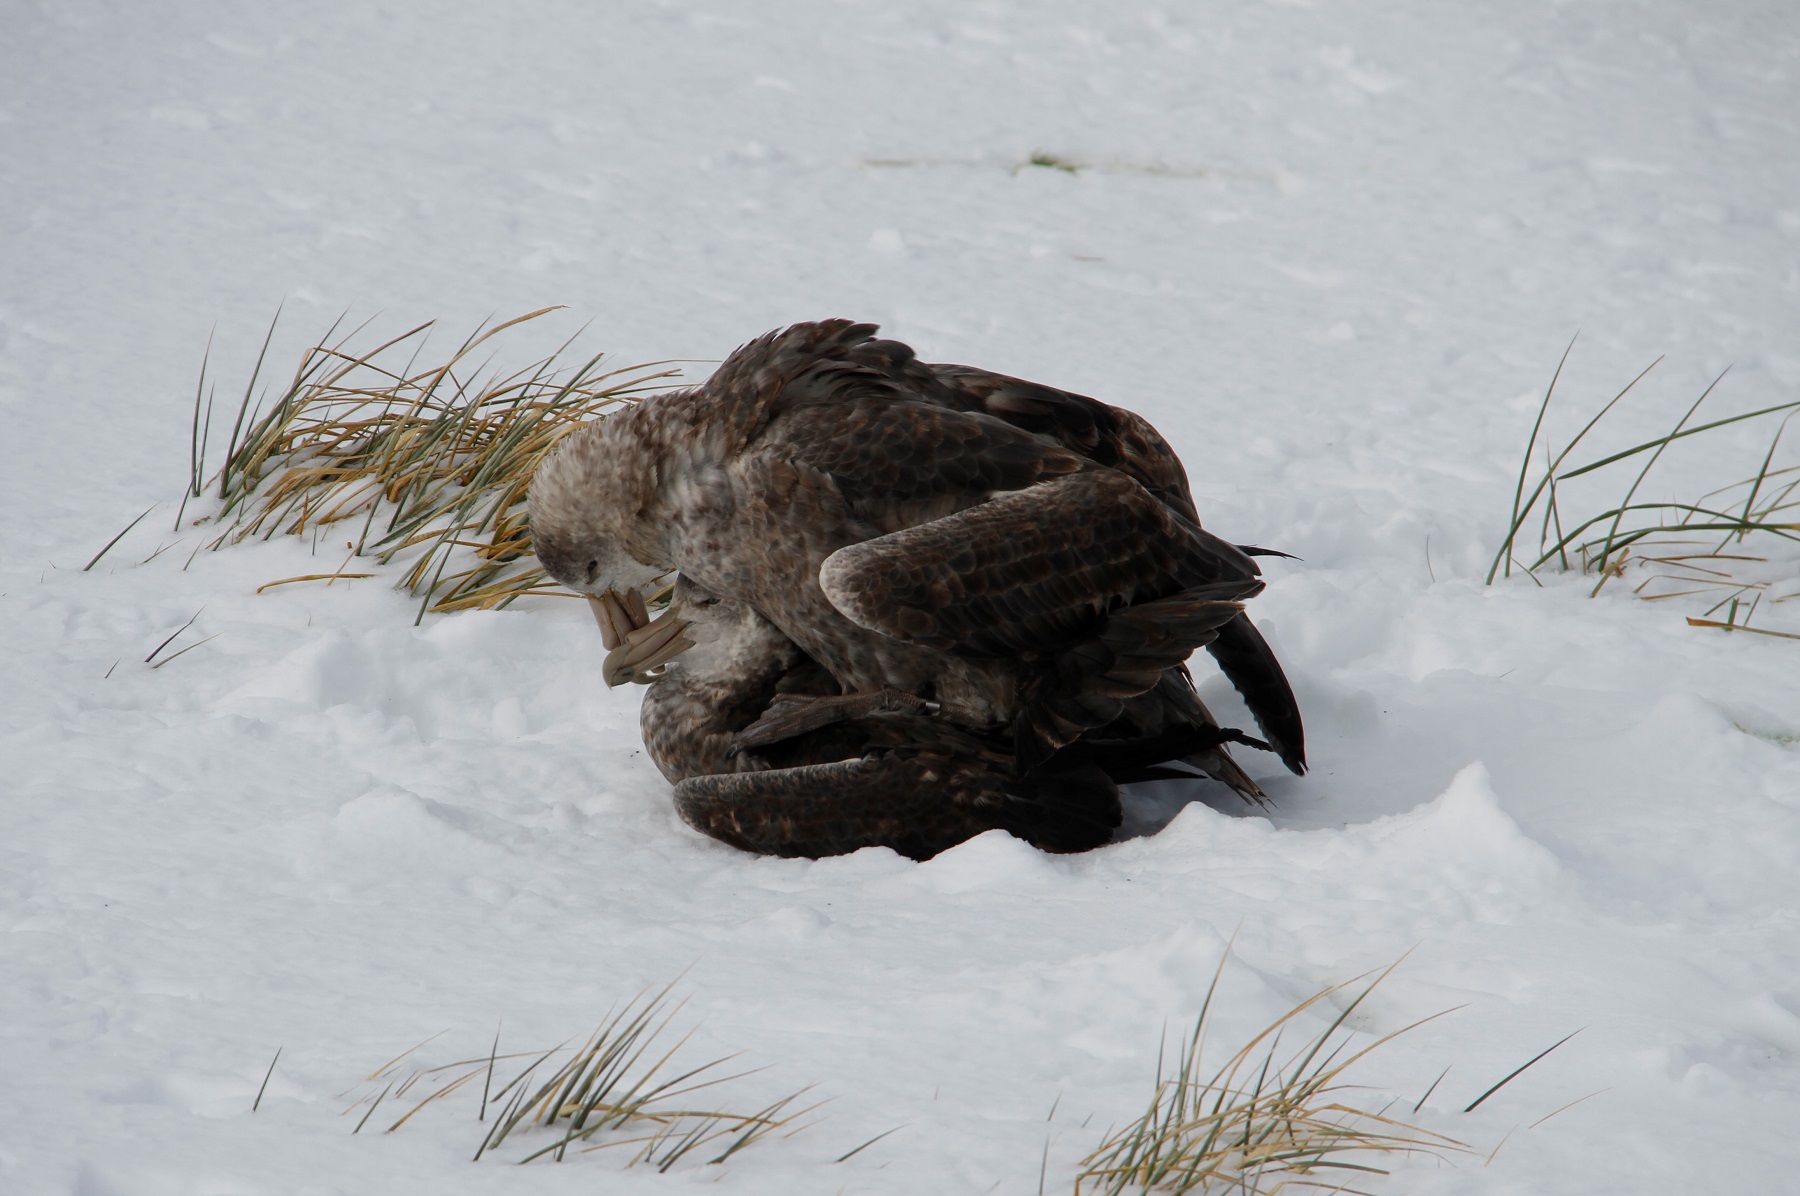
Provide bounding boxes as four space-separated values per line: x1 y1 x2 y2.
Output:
636 577 1276 859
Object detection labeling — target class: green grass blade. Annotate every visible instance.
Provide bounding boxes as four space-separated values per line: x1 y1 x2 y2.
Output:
1490 332 1576 583
1462 1030 1580 1112
252 1046 282 1112
84 505 156 571
1559 395 1800 483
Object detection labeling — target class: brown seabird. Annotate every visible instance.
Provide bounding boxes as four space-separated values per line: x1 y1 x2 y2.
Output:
529 319 1305 775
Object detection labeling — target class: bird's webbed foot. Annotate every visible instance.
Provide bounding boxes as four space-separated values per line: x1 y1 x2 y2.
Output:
731 688 940 752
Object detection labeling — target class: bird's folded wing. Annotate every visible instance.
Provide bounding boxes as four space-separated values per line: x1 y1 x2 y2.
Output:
927 365 1203 525
673 754 999 861
1021 581 1261 759
779 394 1086 515
818 469 1259 659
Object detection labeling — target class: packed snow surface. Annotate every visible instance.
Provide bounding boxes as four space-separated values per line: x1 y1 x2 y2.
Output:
5 2 1800 1192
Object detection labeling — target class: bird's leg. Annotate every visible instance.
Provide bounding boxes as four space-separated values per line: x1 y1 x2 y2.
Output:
1063 723 1273 774
732 688 941 751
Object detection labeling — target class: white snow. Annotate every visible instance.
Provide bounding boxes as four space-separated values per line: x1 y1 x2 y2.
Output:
5 1 1800 1192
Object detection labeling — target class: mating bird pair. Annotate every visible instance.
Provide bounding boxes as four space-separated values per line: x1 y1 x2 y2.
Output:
528 320 1305 859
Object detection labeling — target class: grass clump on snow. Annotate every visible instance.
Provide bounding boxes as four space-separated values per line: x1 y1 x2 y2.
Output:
1489 341 1800 636
1025 150 1086 174
1075 961 1464 1196
346 982 817 1171
188 309 676 618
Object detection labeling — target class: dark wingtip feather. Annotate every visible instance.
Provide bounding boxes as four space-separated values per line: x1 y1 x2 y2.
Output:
1237 544 1301 561
1204 613 1307 775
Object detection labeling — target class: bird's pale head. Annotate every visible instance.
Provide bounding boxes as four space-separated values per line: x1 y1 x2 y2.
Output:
530 416 667 648
530 419 663 587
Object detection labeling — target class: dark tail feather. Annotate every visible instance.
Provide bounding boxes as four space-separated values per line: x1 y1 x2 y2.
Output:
1203 613 1307 775
1078 722 1274 773
1133 668 1265 802
1021 581 1258 766
1050 713 1270 805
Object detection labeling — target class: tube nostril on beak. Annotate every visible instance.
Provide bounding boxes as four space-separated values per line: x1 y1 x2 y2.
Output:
588 595 620 650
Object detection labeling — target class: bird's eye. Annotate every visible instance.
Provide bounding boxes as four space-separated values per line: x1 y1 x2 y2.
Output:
586 559 598 573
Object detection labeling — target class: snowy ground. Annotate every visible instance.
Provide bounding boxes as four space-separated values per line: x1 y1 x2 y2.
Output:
6 1 1800 1192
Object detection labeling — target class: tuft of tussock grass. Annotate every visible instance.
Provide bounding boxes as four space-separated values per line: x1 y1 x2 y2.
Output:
862 153 1207 181
192 309 678 619
346 983 817 1171
1075 960 1465 1196
1025 150 1086 174
1489 342 1800 626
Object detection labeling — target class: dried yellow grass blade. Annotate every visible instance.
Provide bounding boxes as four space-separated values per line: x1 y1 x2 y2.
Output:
357 984 811 1174
1076 960 1468 1196
1685 617 1800 641
255 573 378 592
198 312 680 613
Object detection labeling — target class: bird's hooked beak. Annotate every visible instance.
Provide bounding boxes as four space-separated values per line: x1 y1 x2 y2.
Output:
592 589 693 687
588 588 648 652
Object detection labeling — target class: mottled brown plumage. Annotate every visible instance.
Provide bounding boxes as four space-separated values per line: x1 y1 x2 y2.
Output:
530 319 1305 774
641 579 1121 859
817 331 1303 774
